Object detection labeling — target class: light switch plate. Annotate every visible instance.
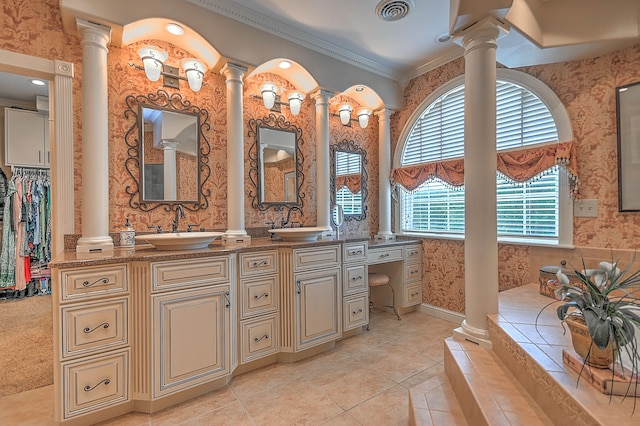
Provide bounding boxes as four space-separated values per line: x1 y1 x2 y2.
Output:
574 199 598 217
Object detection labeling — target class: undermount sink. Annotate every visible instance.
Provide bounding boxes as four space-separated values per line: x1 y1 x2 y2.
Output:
135 232 225 250
267 227 326 242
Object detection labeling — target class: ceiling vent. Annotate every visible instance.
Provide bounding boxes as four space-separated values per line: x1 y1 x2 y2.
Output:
376 0 415 22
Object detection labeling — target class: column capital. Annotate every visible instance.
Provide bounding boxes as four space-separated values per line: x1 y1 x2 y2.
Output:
220 62 247 81
310 89 334 105
161 140 180 151
375 108 394 121
76 18 111 48
452 15 509 52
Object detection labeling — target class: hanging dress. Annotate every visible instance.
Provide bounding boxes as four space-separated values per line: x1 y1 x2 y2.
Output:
0 178 17 287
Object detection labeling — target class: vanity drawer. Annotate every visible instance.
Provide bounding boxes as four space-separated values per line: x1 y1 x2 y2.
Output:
151 256 230 292
294 245 340 272
240 276 278 319
403 284 422 307
404 262 422 283
239 250 278 278
61 297 128 359
343 242 367 263
367 247 403 264
342 264 367 296
343 293 369 331
240 314 278 364
59 264 128 302
405 245 422 263
61 349 129 419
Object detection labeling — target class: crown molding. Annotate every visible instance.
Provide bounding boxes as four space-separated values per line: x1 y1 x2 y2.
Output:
400 46 463 88
187 0 400 81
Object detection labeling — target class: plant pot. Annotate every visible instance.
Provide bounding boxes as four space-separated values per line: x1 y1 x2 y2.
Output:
565 315 617 368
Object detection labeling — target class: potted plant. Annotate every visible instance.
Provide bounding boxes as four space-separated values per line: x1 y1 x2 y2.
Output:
551 255 640 397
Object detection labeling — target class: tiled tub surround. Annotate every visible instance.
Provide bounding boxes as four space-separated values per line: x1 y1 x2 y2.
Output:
438 285 639 426
49 237 422 424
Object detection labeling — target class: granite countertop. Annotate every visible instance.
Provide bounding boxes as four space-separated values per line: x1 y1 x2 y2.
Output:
50 235 374 269
368 237 422 248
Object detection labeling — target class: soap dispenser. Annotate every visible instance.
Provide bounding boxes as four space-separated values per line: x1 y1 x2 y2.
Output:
120 218 136 248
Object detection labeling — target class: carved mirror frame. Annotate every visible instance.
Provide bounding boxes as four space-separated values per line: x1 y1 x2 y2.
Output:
124 89 211 212
330 139 368 221
248 113 305 212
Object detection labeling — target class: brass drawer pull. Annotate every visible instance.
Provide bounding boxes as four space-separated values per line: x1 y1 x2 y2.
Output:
254 333 269 343
254 292 269 300
379 253 390 258
84 378 110 392
349 249 363 255
224 291 230 308
83 322 109 334
352 308 363 315
351 276 363 281
82 278 109 287
251 259 269 268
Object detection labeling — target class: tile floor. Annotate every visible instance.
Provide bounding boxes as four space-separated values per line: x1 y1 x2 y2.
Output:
0 310 464 426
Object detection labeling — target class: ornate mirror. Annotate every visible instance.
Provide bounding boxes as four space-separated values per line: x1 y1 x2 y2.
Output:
248 114 305 212
124 90 211 212
330 139 368 221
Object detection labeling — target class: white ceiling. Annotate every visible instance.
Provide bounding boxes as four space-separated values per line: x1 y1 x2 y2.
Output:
190 0 640 82
0 71 49 106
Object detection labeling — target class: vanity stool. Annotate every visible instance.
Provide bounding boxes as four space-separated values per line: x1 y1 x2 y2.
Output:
367 273 401 330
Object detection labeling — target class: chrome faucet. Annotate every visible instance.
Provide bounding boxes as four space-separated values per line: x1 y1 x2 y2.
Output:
172 204 185 233
281 206 304 228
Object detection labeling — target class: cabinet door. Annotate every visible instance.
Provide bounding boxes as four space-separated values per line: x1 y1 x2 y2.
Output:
295 268 341 351
152 285 230 398
5 108 47 166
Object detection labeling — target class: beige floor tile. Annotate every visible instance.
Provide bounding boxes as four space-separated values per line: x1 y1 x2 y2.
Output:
347 385 409 426
179 400 253 426
229 362 302 401
240 377 343 426
428 409 468 426
0 385 56 426
401 362 446 389
319 412 362 425
352 342 438 383
313 366 396 410
143 387 239 426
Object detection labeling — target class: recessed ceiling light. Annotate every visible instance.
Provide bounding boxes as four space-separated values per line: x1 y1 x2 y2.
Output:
165 23 184 36
437 33 452 43
278 60 292 69
30 79 46 86
355 86 366 92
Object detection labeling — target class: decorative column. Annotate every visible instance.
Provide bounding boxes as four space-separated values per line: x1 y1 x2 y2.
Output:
162 141 179 201
76 19 114 253
221 63 250 242
311 89 333 233
453 16 507 348
375 108 395 241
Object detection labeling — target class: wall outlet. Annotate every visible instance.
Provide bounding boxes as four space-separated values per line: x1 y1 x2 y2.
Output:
574 199 598 218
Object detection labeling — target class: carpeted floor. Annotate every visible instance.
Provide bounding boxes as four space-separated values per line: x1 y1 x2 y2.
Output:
0 295 53 397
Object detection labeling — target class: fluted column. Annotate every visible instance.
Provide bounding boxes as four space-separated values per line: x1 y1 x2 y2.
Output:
311 89 333 232
162 141 179 201
375 108 395 241
221 63 249 240
76 19 114 253
453 16 507 348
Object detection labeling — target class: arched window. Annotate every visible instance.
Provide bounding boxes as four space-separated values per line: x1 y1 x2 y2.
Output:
393 69 575 245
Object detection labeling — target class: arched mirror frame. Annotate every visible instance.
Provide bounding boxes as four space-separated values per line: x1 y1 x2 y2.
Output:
330 139 368 221
124 89 211 212
248 113 306 213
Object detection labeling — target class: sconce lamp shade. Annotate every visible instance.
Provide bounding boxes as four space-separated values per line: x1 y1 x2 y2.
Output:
287 91 304 115
182 58 207 91
338 104 353 125
138 46 168 82
260 83 278 109
356 108 371 128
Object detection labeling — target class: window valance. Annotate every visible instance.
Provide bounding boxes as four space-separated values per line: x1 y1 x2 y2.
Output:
336 173 362 194
391 141 578 193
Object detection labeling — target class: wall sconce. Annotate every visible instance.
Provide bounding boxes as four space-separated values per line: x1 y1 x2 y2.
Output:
134 45 207 92
252 83 304 115
333 103 371 128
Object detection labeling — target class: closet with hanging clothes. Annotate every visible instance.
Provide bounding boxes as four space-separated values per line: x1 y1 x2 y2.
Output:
0 166 52 299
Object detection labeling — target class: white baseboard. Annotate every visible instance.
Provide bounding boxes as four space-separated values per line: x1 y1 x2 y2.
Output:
417 303 465 324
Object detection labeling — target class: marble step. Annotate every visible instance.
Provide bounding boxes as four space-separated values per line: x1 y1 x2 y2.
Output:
442 337 553 426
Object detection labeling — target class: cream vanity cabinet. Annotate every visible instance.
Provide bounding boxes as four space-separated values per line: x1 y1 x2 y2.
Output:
4 107 50 167
238 250 279 364
342 241 369 331
402 244 422 307
130 255 235 410
278 244 342 353
53 263 131 423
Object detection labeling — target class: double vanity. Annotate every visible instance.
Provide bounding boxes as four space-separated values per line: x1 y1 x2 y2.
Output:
50 237 422 425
